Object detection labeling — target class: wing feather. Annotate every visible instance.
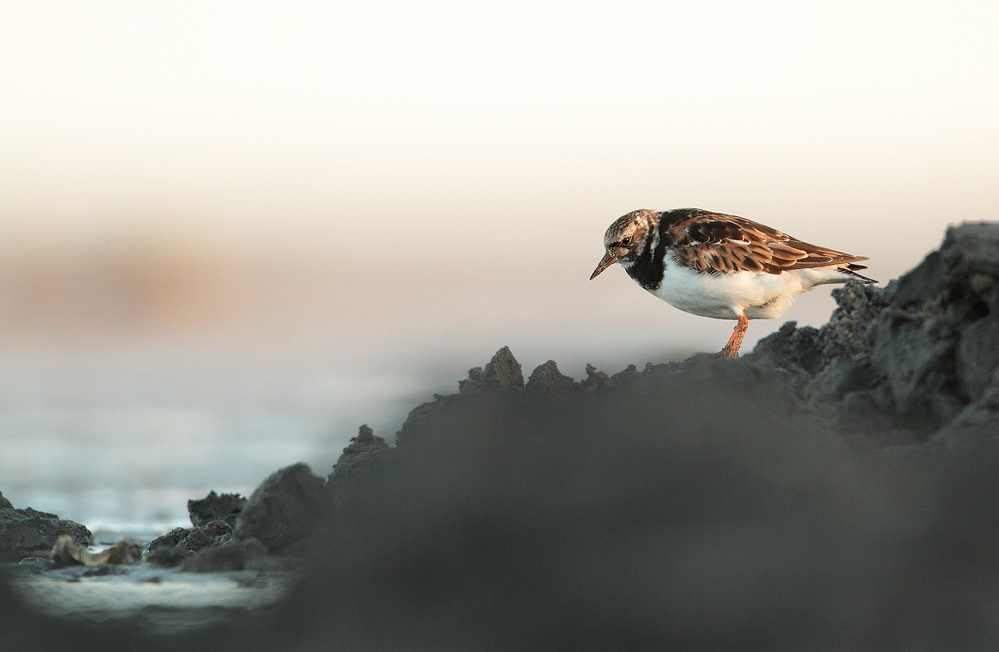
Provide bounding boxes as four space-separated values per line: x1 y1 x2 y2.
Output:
664 210 868 275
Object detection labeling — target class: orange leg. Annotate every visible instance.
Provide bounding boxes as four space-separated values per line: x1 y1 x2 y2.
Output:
716 315 749 358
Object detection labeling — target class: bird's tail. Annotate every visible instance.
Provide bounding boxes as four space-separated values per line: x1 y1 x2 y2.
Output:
840 263 877 284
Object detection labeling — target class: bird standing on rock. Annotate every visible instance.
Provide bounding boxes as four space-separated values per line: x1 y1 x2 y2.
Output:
590 209 876 357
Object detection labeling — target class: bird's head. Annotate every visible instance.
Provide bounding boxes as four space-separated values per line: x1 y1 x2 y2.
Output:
589 209 658 280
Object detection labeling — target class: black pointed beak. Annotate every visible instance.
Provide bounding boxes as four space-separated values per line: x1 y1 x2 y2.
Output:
589 251 619 280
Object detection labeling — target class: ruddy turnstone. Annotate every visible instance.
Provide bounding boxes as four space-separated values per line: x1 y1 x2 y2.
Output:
589 208 875 358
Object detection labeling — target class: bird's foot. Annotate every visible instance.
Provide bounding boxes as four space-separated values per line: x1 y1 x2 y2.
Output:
713 346 740 359
714 315 749 359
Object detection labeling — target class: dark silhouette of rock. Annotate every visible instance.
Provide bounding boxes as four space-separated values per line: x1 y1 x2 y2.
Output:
233 463 325 554
0 491 12 511
458 346 524 392
145 519 234 567
187 491 246 527
579 362 613 393
0 499 91 563
326 425 390 503
181 537 271 573
525 360 575 391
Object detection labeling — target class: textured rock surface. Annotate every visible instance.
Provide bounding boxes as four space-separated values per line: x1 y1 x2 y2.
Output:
871 223 999 431
750 222 999 445
233 463 325 554
0 500 92 564
525 360 575 391
187 491 246 527
328 425 389 480
326 425 390 502
145 519 235 567
458 346 524 392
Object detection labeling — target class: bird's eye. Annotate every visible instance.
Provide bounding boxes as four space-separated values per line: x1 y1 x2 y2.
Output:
621 236 631 245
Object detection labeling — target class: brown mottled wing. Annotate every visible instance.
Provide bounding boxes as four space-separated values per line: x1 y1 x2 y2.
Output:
665 211 869 275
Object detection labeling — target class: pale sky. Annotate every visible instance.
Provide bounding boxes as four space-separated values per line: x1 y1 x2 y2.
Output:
2 1 997 246
0 0 997 348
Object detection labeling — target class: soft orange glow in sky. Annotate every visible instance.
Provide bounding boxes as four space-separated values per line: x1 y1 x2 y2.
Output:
0 0 997 351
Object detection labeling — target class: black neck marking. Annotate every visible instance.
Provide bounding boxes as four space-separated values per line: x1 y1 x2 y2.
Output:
625 212 670 291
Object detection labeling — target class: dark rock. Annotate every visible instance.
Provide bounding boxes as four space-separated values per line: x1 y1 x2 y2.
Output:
526 360 575 391
750 224 999 443
0 491 12 511
276 355 910 652
145 543 189 568
182 537 270 573
146 513 238 567
753 321 823 374
753 279 888 377
182 529 214 553
458 346 524 392
820 280 891 362
144 527 193 566
933 374 999 451
579 363 613 393
457 366 485 394
0 500 92 563
188 491 246 527
327 425 390 501
870 223 999 432
233 463 325 554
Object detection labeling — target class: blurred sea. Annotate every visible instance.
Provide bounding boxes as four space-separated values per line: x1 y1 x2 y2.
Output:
0 343 432 537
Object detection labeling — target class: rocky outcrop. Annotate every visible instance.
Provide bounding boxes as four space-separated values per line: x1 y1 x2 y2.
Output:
458 346 524 393
145 490 247 566
187 491 246 527
525 360 575 391
326 425 389 502
0 498 92 563
233 463 325 554
145 519 235 567
753 222 999 445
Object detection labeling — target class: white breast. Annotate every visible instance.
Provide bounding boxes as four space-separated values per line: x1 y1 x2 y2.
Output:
644 253 854 320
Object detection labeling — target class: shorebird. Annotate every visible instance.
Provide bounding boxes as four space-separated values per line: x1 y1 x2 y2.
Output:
589 208 875 357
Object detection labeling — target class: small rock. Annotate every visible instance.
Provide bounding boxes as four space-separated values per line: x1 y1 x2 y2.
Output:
188 491 247 528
